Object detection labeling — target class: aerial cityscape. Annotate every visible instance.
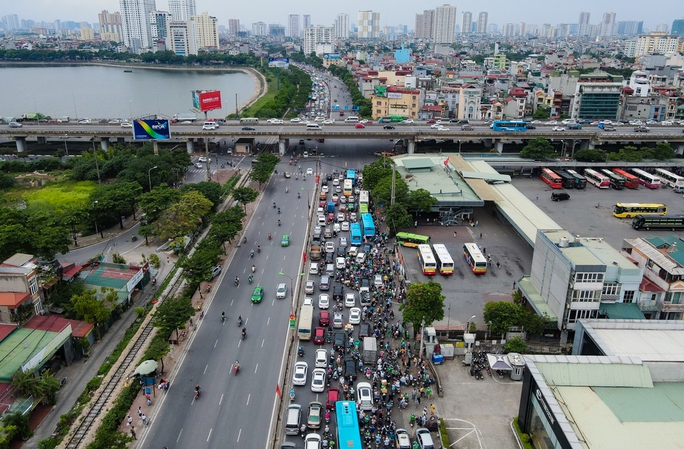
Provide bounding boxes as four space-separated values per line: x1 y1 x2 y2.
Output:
1 1 684 449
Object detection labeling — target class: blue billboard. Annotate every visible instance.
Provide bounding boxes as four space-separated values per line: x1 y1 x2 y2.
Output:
268 57 290 68
133 119 171 141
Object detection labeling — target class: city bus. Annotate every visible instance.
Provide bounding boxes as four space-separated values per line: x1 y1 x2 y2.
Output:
632 215 684 230
346 169 357 185
335 401 362 449
343 179 353 196
491 120 527 132
432 244 455 275
359 204 369 214
612 169 640 189
540 168 563 189
552 169 577 189
584 169 610 189
359 190 369 205
631 168 661 189
601 169 626 190
297 304 314 340
566 169 587 189
613 203 668 219
655 168 684 189
417 244 437 275
379 115 406 123
395 232 430 248
239 117 259 124
350 223 362 246
463 243 487 274
361 213 375 238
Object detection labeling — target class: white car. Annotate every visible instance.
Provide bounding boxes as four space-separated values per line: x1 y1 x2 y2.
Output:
333 223 341 233
198 156 208 162
303 297 313 307
303 151 309 158
339 237 348 247
430 123 442 129
395 429 411 448
404 119 414 124
349 307 361 324
293 361 308 386
332 194 339 202
325 242 335 253
323 119 334 125
318 294 330 309
120 122 133 128
317 214 326 226
552 126 565 132
344 292 356 308
202 123 217 130
374 274 383 288
276 283 288 299
416 428 435 449
78 118 91 124
332 179 340 186
350 213 357 221
305 280 315 294
356 382 374 411
322 185 329 193
311 368 326 392
335 186 342 193
336 257 346 270
341 221 350 232
305 433 322 449
336 213 345 222
306 168 313 176
309 263 319 275
332 313 344 329
315 348 328 368
436 126 450 131
290 118 301 123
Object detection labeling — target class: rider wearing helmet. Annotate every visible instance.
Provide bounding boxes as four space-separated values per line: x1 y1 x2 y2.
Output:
251 265 256 273
298 192 300 199
278 219 281 226
235 276 239 284
257 245 261 251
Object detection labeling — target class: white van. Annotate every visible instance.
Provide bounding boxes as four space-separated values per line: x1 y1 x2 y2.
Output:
306 123 322 130
285 404 302 435
356 382 373 411
344 116 359 123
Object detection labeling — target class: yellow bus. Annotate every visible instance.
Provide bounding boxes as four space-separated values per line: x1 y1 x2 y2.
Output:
432 244 455 275
612 203 667 219
417 244 437 276
343 179 353 197
463 243 487 274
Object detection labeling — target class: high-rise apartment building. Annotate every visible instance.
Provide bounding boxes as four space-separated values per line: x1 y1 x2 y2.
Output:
672 19 684 36
433 4 457 44
415 10 434 39
99 10 123 41
334 13 349 39
502 23 515 37
192 12 218 49
288 14 300 37
632 31 681 57
149 11 171 39
616 21 643 35
166 20 196 55
358 10 380 39
269 24 285 37
461 12 472 34
476 12 488 34
303 26 333 56
168 0 195 21
119 0 156 51
303 15 311 29
252 21 267 36
600 12 616 37
519 22 527 36
228 19 240 36
578 12 590 36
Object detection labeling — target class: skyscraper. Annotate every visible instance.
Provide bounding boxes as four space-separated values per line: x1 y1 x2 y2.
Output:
303 15 311 29
476 12 488 34
578 12 590 36
433 4 457 44
502 23 515 37
119 0 156 51
149 11 171 39
166 20 196 55
303 26 333 56
252 22 267 36
228 19 240 36
519 22 527 36
600 12 616 37
192 12 218 49
415 10 434 39
289 14 300 37
168 0 195 21
334 13 349 39
672 19 684 36
461 12 472 35
99 10 123 42
358 10 380 39
2 15 20 30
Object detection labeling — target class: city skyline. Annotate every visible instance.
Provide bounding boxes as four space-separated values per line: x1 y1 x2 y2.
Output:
2 0 682 32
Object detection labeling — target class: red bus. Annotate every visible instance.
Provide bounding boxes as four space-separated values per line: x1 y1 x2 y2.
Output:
540 168 562 189
612 168 640 189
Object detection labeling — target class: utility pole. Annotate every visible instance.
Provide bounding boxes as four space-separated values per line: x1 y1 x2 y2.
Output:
390 164 396 206
235 94 239 118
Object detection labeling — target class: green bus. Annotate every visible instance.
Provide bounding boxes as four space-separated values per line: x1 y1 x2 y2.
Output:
359 204 369 214
379 115 406 123
395 232 431 248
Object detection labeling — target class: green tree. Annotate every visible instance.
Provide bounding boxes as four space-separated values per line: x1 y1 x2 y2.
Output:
372 174 410 207
71 289 112 337
138 186 181 222
90 181 143 229
181 181 222 209
384 203 413 234
151 295 195 338
181 239 223 284
652 142 674 160
504 336 527 353
137 224 155 246
0 172 16 190
520 137 555 159
533 106 550 120
361 159 394 192
210 205 245 248
232 187 259 213
155 190 213 241
408 188 437 214
483 301 525 335
575 149 607 162
25 207 71 260
399 281 445 337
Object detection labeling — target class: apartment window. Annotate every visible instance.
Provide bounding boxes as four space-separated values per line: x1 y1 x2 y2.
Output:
377 101 382 105
574 272 604 283
622 290 635 303
28 276 38 296
602 283 620 296
568 309 598 323
572 290 601 303
376 109 382 114
412 96 416 100
664 292 681 304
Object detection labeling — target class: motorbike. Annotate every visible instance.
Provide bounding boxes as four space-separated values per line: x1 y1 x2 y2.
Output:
278 220 281 226
234 279 240 287
248 275 253 284
298 347 305 357
290 389 296 400
268 233 272 240
241 329 246 339
250 251 254 259
238 317 243 326
278 208 281 214
194 389 201 400
234 363 240 374
257 246 261 253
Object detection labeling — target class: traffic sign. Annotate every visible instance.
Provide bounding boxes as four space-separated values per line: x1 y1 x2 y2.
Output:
289 314 296 328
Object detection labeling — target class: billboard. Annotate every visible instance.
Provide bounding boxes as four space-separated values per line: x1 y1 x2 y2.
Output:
268 57 290 68
133 119 171 141
192 90 222 112
387 92 403 99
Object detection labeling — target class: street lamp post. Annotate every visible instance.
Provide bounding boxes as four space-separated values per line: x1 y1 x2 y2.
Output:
92 201 100 238
279 271 304 296
466 314 477 334
301 188 313 209
71 92 78 121
148 166 158 191
446 304 451 339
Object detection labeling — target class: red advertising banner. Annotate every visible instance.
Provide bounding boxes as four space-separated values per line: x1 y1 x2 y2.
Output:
192 90 222 112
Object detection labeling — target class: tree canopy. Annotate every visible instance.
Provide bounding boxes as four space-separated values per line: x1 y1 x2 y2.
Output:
399 281 445 337
154 190 213 241
520 137 555 160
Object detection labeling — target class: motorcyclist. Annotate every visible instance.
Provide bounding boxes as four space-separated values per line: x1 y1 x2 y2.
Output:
257 245 261 252
235 276 240 286
286 187 289 193
298 192 300 199
278 219 281 226
251 265 256 273
235 360 240 372
273 201 276 208
268 233 272 240
221 311 226 322
278 207 281 214
238 315 242 326
250 249 255 258
248 274 253 283
195 384 201 396
241 327 246 338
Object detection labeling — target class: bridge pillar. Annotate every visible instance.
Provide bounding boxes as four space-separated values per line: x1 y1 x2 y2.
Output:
14 137 27 153
579 140 593 150
675 144 684 156
495 140 504 154
186 139 194 154
100 138 109 151
278 140 286 156
407 140 416 155
37 136 47 145
483 138 493 149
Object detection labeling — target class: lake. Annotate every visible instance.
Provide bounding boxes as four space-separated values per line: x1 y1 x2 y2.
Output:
0 65 256 120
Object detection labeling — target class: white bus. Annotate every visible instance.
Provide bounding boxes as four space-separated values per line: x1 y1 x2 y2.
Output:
631 168 661 189
359 190 369 205
655 168 684 189
239 117 259 124
432 244 454 275
343 179 353 197
297 304 314 340
463 243 487 274
584 168 610 189
417 244 437 276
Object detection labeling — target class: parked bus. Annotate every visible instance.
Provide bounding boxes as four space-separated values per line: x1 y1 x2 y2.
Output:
432 244 455 275
359 190 369 205
613 203 668 219
552 169 577 189
632 215 684 230
601 169 626 190
417 244 437 275
297 304 314 340
491 120 527 132
631 168 661 189
463 243 487 274
584 169 610 189
343 179 353 196
239 117 259 124
395 232 430 248
612 169 640 189
655 168 684 189
566 169 587 189
350 223 362 246
346 169 357 185
540 168 563 189
361 213 375 238
335 402 362 449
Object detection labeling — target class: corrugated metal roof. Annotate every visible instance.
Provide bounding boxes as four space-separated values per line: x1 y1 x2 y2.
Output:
595 382 684 422
462 179 503 201
536 361 653 388
627 237 684 275
594 328 684 362
458 171 512 183
600 303 645 320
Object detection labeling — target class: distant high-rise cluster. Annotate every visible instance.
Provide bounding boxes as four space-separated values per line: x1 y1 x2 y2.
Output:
98 10 123 42
415 10 434 40
119 0 156 51
433 4 457 44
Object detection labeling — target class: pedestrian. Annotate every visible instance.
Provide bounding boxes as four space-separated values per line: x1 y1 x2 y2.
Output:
536 194 539 200
453 231 457 238
430 404 435 415
414 220 418 228
141 413 147 425
137 406 142 417
130 427 137 440
513 281 516 289
127 415 132 426
479 232 483 239
496 261 501 269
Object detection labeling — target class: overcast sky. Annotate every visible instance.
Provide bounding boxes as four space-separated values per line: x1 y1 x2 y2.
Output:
4 0 681 31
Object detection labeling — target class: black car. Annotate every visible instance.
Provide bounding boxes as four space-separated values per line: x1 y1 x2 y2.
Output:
383 125 395 129
332 285 344 301
336 247 346 257
344 356 357 380
362 243 372 253
358 322 371 338
242 126 255 131
551 192 570 201
526 124 536 129
325 252 334 263
333 331 346 350
326 174 333 181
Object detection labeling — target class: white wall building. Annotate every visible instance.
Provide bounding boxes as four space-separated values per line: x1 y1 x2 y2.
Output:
168 0 195 21
304 26 333 56
334 13 349 39
461 11 472 34
358 10 380 39
119 0 156 52
166 20 196 56
288 14 300 37
433 4 457 44
600 11 616 37
191 12 218 50
633 32 681 57
476 12 488 34
252 21 267 36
